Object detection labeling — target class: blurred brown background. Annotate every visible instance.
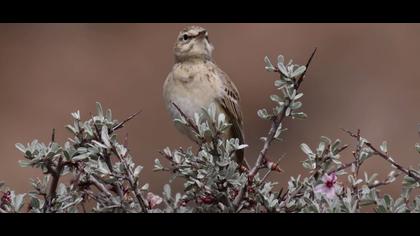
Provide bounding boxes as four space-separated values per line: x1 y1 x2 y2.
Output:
1 23 420 198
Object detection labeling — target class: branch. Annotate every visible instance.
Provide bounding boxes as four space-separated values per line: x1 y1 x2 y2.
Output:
233 48 317 209
344 129 420 183
171 102 203 146
366 143 420 183
111 147 149 213
112 110 142 132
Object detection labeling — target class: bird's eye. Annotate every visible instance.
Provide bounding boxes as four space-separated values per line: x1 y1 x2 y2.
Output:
182 34 189 41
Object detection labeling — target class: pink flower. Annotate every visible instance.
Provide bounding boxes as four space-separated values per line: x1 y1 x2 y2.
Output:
147 192 163 209
314 173 337 199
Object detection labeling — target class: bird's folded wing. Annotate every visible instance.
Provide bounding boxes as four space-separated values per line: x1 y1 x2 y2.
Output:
215 67 245 162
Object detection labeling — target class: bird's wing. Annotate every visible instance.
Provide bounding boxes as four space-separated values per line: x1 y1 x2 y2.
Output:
214 66 245 163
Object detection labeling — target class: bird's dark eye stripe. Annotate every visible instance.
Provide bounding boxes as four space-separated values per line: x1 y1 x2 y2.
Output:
181 34 191 40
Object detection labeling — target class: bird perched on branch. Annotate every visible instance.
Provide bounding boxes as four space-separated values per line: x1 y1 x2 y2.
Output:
163 26 245 164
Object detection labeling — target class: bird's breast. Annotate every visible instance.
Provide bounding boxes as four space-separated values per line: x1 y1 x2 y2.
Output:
164 62 223 121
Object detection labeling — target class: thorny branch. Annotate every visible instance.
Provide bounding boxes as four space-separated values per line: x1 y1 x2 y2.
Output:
233 48 317 209
343 129 420 183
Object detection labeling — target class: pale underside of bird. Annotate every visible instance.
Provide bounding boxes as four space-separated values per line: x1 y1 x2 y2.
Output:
163 26 245 164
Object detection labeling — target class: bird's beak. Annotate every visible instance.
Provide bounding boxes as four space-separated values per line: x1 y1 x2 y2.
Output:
197 30 206 39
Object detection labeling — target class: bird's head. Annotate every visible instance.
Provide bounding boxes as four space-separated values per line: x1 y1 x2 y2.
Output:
174 26 214 62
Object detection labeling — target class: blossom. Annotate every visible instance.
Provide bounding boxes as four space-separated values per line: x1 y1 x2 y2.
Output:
147 192 163 209
314 173 337 199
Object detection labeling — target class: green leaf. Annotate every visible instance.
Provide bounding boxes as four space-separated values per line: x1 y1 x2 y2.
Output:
257 109 270 119
101 125 111 148
72 152 90 161
415 143 420 154
18 160 32 168
15 143 26 153
163 184 171 200
291 112 307 119
270 94 281 102
274 123 282 139
291 65 306 78
331 139 341 153
380 141 388 153
133 165 143 178
300 143 314 156
96 102 104 117
14 193 26 212
264 56 275 72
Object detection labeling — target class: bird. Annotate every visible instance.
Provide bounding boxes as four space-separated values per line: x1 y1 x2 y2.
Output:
163 26 245 164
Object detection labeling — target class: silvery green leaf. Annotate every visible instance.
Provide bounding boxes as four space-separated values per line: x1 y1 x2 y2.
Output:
317 141 326 156
300 143 314 156
65 125 78 134
71 110 81 120
97 159 110 175
217 113 226 129
278 61 288 77
237 144 248 150
173 152 183 164
163 147 172 157
163 184 171 200
290 101 302 110
153 158 164 171
106 109 112 121
270 94 281 102
18 160 32 168
277 55 284 65
274 79 286 87
291 65 306 78
133 165 143 178
319 136 331 145
415 143 420 154
194 113 201 126
384 194 392 207
72 152 90 161
354 179 363 185
92 140 108 149
101 125 111 148
14 193 26 212
380 141 388 153
331 139 341 153
274 123 282 139
207 103 217 122
285 107 291 117
141 183 149 191
15 143 26 153
291 112 307 119
30 197 40 209
96 102 104 118
293 92 304 100
264 56 275 72
57 183 67 195
257 109 269 119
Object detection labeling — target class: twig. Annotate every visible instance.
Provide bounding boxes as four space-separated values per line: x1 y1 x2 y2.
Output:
51 128 56 142
171 102 203 146
328 160 357 175
111 147 149 213
366 142 420 183
89 176 112 197
260 154 285 184
112 110 142 132
343 129 420 183
368 173 400 189
233 48 317 209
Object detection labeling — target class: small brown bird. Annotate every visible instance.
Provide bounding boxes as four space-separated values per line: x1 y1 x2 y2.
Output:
163 26 245 163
